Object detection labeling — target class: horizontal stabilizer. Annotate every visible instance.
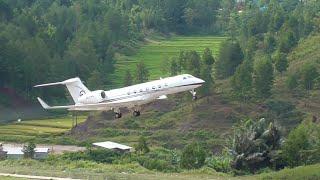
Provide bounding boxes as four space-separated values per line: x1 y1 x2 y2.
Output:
37 97 74 110
37 97 50 109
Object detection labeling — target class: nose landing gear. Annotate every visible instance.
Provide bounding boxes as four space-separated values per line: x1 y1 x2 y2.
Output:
190 89 197 101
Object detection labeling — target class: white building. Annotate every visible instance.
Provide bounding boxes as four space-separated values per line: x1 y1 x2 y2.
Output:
2 147 50 159
3 147 24 159
93 141 133 153
34 148 50 159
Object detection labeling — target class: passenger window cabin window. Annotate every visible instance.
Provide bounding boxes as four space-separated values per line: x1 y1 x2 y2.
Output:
140 89 143 92
183 77 187 80
127 91 130 95
165 83 168 87
134 90 137 93
158 85 161 88
152 86 156 90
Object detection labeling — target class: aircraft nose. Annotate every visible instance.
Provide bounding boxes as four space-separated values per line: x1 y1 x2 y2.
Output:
196 78 205 84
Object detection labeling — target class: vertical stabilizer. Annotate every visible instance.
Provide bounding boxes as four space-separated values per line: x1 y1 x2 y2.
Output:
34 77 90 103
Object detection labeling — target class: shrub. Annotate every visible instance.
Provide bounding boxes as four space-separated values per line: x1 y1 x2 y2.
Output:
282 121 320 167
180 142 206 169
206 150 232 173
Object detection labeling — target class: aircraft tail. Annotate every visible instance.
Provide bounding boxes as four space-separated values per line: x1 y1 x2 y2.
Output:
34 77 90 103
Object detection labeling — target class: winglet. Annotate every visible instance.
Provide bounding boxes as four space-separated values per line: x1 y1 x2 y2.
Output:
37 97 50 109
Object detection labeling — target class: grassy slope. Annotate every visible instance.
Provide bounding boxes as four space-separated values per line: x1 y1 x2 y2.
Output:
111 36 226 87
0 116 86 142
273 34 320 119
0 159 319 180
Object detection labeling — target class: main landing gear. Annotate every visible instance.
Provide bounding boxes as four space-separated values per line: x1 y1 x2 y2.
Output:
190 89 197 101
114 108 122 119
133 110 140 117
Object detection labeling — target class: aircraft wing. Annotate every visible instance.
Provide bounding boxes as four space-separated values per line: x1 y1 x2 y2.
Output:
37 96 151 111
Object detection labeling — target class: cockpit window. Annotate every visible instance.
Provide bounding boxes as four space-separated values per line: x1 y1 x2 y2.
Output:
183 77 187 80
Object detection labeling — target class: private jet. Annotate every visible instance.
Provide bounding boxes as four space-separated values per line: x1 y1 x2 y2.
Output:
35 74 205 118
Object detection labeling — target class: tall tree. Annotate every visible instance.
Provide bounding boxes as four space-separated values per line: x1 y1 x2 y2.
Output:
300 63 319 91
253 55 274 98
135 61 149 83
202 47 215 66
200 48 215 95
87 70 103 90
231 60 253 101
274 50 288 74
123 69 133 86
185 50 201 77
216 40 244 79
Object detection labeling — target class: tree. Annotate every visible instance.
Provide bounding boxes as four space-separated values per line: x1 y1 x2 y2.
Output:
253 55 274 98
135 136 150 154
231 60 253 100
286 73 299 90
200 47 215 96
169 58 179 76
200 66 213 96
282 122 311 167
23 141 36 159
231 118 282 172
135 61 149 83
64 36 99 79
202 48 215 66
180 142 206 169
300 63 319 90
216 40 244 79
185 50 201 77
123 69 133 86
87 70 103 89
274 51 288 74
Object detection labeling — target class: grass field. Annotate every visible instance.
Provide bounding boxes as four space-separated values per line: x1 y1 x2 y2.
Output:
0 116 86 141
111 36 226 87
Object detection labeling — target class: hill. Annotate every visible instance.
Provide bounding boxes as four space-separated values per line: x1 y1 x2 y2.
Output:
111 36 226 87
273 34 320 119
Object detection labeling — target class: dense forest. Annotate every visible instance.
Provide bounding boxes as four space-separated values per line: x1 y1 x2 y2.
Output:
0 0 226 102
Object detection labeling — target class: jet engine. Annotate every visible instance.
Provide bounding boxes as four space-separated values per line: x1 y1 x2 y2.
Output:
77 90 106 104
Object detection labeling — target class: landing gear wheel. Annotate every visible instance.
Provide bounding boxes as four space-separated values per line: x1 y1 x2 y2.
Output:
133 111 141 117
115 112 122 119
192 96 198 101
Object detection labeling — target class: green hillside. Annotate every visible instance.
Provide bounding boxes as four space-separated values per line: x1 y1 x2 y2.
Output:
0 117 86 143
111 36 226 86
273 34 320 118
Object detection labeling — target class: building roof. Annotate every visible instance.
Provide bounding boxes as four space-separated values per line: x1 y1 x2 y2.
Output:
3 147 24 155
93 141 132 150
35 148 50 153
3 147 49 154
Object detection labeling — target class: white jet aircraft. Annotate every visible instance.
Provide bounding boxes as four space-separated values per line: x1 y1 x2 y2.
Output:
35 74 205 118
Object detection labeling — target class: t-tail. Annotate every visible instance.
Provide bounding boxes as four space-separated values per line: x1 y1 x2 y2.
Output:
34 77 90 108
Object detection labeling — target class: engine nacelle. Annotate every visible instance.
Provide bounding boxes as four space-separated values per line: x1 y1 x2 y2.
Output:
77 90 106 104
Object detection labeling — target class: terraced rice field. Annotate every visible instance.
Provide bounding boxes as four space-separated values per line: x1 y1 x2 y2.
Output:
111 36 226 87
0 116 86 140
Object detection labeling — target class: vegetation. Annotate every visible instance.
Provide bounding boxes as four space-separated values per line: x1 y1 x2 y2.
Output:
180 142 206 169
22 142 36 159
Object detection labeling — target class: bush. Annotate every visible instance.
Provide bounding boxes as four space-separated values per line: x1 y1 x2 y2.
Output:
61 149 121 164
136 148 180 172
180 142 206 169
282 121 320 167
206 150 232 173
